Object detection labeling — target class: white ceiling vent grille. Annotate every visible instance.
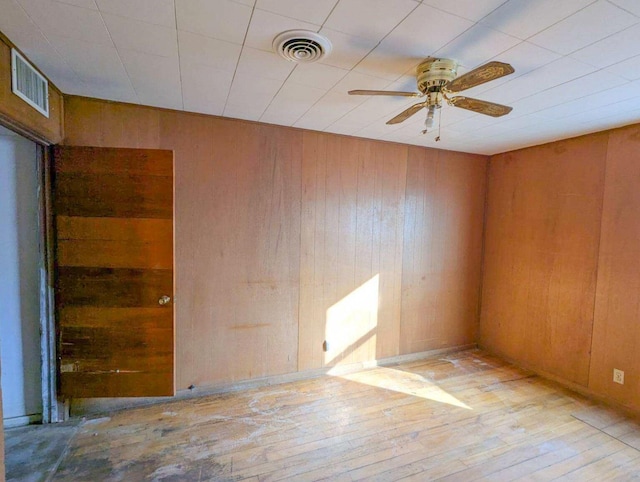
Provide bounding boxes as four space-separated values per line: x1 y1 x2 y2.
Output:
273 30 332 63
11 49 49 118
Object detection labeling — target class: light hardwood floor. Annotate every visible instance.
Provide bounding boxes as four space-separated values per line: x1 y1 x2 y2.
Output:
8 349 640 481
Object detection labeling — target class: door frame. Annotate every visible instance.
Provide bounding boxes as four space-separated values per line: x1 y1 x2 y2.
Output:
0 119 64 423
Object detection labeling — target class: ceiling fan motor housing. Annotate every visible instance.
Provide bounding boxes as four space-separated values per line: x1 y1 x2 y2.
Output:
417 58 458 94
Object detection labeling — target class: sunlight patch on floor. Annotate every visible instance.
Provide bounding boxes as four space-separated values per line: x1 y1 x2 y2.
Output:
335 366 472 410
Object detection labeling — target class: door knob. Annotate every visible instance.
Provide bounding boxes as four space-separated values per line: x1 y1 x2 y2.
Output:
158 295 171 305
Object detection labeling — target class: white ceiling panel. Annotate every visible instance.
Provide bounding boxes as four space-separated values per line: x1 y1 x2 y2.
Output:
102 13 178 57
181 62 233 116
317 27 378 70
19 0 112 45
435 24 520 69
119 49 183 109
481 57 597 105
609 0 640 17
421 0 508 22
607 55 640 81
225 72 282 116
47 34 135 99
236 47 295 81
351 4 480 81
177 30 242 72
509 70 628 116
287 62 348 90
245 8 319 52
5 0 640 155
96 0 175 27
323 0 418 42
255 0 338 25
260 81 327 125
570 24 640 68
175 0 252 44
528 1 638 55
480 0 597 40
55 0 97 9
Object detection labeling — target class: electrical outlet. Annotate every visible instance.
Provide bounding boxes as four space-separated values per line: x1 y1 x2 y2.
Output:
613 368 625 385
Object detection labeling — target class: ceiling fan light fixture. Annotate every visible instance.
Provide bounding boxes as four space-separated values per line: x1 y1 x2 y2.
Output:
273 30 332 63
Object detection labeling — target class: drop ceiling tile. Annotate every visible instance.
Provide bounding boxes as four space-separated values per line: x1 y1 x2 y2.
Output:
317 28 378 70
324 0 418 42
223 103 265 121
54 0 97 9
103 14 178 58
607 54 640 80
261 81 327 125
353 46 423 81
0 0 73 86
435 24 521 69
609 0 640 17
233 0 255 5
19 0 113 45
338 96 417 128
255 0 338 25
287 62 348 90
181 61 233 115
175 0 252 44
244 8 320 52
480 0 597 40
96 0 175 27
119 49 183 109
294 91 365 130
236 47 295 81
421 0 507 22
570 24 640 68
47 33 136 100
374 4 475 61
466 41 561 95
529 1 638 55
535 80 640 119
509 70 628 115
177 30 242 72
225 72 282 114
330 70 393 94
480 57 597 104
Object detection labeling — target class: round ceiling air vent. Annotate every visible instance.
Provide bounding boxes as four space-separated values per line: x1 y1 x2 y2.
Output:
273 30 332 63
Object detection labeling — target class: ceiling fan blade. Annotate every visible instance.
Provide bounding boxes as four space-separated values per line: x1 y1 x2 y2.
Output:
449 96 512 117
386 102 426 125
445 61 515 93
348 89 423 97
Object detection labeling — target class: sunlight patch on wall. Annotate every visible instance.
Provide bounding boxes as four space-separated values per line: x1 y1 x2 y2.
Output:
325 274 379 366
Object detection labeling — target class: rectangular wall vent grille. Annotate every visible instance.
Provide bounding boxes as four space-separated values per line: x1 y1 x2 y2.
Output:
11 48 49 118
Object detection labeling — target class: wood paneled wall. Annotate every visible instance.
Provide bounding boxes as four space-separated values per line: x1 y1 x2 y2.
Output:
0 34 63 144
481 135 607 385
589 124 640 408
64 96 488 390
481 124 640 412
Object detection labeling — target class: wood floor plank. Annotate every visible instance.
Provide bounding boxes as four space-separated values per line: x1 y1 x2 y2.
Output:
6 349 637 481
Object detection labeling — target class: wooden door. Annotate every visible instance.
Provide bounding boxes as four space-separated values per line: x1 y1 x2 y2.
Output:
53 146 174 397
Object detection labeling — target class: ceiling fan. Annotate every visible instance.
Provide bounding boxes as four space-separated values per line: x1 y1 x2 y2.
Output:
349 57 515 132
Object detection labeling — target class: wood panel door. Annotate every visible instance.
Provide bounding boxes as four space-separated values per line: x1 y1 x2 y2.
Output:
53 146 174 398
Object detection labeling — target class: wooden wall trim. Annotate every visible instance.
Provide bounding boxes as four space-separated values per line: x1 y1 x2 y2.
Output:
0 31 63 144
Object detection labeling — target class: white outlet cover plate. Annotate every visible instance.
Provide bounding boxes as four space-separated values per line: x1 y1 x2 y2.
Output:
613 368 625 385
